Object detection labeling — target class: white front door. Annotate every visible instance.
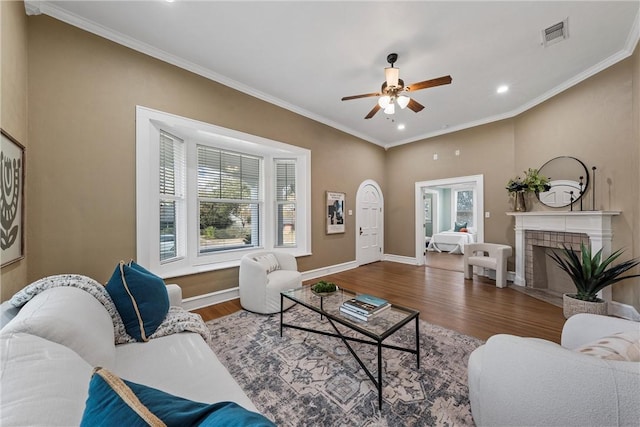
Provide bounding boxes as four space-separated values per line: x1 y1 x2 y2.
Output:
357 182 383 265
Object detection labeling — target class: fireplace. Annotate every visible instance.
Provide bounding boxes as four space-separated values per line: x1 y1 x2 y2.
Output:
525 230 589 292
506 211 620 304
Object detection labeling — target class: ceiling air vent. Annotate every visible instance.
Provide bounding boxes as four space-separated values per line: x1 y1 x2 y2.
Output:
542 18 569 47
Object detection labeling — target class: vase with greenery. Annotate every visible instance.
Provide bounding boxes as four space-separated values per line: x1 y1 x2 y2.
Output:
506 168 551 212
549 243 640 318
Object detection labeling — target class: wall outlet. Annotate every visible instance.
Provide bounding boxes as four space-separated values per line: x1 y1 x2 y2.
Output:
348 210 353 216
455 149 460 156
433 153 438 160
485 212 491 218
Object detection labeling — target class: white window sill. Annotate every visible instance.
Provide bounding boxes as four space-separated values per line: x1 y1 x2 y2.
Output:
160 251 312 280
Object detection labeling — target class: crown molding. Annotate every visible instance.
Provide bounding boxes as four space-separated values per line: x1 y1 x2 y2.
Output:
24 1 386 147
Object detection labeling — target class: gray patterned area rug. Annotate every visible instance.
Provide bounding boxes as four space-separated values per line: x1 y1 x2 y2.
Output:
206 306 482 426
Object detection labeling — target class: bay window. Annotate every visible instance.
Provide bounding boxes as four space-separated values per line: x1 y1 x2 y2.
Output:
136 106 311 278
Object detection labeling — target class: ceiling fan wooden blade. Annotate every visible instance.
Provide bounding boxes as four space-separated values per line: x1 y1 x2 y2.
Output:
341 92 381 101
364 104 381 119
407 98 425 112
406 75 452 92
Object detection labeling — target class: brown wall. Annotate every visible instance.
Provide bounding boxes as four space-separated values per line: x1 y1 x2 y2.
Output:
385 50 640 310
631 43 640 309
385 120 516 256
0 1 29 299
17 15 385 299
513 51 639 308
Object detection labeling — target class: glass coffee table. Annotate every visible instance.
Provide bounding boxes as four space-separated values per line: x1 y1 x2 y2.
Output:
280 286 420 410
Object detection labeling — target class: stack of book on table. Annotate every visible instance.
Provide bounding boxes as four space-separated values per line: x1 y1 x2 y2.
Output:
339 294 391 321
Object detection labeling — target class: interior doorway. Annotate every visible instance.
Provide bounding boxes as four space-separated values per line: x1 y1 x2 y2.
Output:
414 175 484 265
356 180 384 265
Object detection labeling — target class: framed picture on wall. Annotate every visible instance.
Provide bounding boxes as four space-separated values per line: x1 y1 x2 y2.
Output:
1 129 25 267
326 191 345 234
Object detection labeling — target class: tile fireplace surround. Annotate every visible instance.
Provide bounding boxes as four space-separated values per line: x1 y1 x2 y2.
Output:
506 211 620 306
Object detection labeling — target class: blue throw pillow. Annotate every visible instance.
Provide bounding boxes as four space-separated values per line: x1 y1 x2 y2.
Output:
81 368 276 427
106 261 169 342
454 221 467 232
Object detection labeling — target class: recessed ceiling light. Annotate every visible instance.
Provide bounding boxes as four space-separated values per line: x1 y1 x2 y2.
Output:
397 124 405 130
497 85 509 94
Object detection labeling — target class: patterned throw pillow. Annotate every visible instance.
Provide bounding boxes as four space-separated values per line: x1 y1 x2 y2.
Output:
105 261 169 342
454 221 467 232
253 254 280 273
575 330 640 362
81 368 276 427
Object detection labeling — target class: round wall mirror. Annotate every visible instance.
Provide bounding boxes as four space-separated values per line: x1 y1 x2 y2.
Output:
537 156 589 208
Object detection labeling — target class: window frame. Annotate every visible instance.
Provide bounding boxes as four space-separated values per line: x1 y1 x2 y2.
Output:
136 106 311 278
451 187 476 229
274 158 298 248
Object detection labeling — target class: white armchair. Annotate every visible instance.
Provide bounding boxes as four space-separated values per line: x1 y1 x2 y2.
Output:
468 314 640 426
239 251 302 314
463 243 512 288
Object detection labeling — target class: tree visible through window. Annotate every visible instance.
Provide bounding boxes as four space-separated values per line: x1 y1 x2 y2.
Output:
197 146 261 253
455 189 474 228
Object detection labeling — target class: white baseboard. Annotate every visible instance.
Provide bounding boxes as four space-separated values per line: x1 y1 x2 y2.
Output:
183 260 359 311
384 254 419 265
300 260 359 282
183 287 239 311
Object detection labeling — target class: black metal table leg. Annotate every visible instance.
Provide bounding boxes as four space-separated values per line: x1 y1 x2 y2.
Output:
415 316 420 368
280 293 284 337
377 340 383 410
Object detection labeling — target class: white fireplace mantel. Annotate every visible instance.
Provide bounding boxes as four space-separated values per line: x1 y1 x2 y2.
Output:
506 211 621 300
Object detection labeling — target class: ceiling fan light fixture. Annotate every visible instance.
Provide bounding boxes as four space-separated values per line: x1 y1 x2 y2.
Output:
397 95 410 109
378 95 391 108
384 103 395 115
384 67 400 88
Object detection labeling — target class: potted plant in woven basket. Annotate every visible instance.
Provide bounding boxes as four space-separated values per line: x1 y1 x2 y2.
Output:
549 243 640 319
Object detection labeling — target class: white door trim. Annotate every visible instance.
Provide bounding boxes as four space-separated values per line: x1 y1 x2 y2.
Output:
356 179 384 266
414 174 484 265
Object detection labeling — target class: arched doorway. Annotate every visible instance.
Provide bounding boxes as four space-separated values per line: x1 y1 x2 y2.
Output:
356 180 384 265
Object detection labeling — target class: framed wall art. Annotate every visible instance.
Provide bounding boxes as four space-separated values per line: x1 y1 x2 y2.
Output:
1 129 25 267
326 191 345 234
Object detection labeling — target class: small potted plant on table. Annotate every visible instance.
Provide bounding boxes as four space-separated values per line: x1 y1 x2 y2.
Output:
549 243 640 318
311 280 338 296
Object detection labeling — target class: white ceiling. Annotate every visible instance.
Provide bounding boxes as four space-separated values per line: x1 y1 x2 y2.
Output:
26 1 640 149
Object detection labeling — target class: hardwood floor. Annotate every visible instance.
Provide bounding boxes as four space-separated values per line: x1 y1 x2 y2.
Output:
194 261 565 343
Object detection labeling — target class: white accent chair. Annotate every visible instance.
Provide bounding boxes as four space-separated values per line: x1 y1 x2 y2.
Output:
463 243 512 288
468 314 640 426
239 251 302 314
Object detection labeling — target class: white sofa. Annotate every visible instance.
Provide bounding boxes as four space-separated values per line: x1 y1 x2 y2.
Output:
0 284 257 426
468 313 640 426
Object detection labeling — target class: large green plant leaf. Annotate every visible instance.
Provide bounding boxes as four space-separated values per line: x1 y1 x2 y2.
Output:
548 244 640 302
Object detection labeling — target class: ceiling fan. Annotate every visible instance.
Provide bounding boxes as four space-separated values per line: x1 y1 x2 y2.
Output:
341 53 452 119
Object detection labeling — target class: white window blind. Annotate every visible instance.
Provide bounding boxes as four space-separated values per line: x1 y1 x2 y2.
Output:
159 131 185 262
197 146 261 253
275 159 297 247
